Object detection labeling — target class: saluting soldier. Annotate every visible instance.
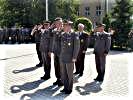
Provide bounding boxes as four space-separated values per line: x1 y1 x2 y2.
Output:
93 23 111 83
74 23 89 76
60 20 80 94
39 21 52 80
51 17 63 86
31 24 43 67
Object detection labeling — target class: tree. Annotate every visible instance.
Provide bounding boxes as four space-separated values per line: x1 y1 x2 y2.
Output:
102 14 111 32
111 0 133 49
30 0 46 25
0 0 33 27
0 0 80 27
48 0 79 21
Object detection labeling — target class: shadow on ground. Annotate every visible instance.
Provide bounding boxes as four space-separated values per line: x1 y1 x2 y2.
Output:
10 80 44 93
20 85 69 100
0 53 35 61
85 50 130 56
12 66 42 74
75 81 102 95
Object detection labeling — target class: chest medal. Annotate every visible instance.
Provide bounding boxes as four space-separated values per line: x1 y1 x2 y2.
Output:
68 43 71 46
81 39 84 43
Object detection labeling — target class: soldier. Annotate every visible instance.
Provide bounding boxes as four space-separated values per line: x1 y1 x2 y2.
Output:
93 23 111 83
10 27 17 44
39 21 52 80
60 20 80 94
128 29 133 50
74 23 89 76
0 27 4 44
31 24 43 67
51 17 63 86
3 27 9 44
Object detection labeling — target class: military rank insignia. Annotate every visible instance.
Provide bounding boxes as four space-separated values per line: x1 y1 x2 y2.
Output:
68 43 71 46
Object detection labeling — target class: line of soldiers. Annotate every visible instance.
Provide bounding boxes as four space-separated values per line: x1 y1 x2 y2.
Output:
0 27 33 44
31 17 111 94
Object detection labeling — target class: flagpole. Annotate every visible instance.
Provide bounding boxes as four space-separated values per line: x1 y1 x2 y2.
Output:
46 0 48 21
105 0 108 14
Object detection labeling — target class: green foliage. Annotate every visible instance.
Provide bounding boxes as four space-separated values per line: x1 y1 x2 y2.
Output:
0 0 34 27
111 0 133 49
0 0 79 27
74 17 93 33
103 14 111 32
48 0 79 21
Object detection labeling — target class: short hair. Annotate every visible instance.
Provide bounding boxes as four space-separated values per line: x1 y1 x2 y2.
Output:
78 23 84 28
96 23 106 28
43 20 51 25
63 20 73 26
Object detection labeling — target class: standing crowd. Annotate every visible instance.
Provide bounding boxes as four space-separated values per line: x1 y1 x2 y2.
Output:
31 17 111 94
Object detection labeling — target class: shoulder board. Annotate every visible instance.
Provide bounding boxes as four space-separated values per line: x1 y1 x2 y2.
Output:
83 31 90 35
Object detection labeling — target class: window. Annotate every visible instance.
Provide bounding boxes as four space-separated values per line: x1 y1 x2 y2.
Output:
85 7 90 16
96 5 102 16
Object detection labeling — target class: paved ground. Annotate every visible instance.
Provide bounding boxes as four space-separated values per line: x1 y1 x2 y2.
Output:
0 44 132 100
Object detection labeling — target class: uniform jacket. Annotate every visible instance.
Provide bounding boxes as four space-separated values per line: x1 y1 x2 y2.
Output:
78 31 89 53
39 29 53 53
51 28 62 56
34 30 41 43
60 32 80 63
93 31 111 55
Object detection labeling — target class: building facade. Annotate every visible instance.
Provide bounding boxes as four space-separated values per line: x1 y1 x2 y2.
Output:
77 0 115 27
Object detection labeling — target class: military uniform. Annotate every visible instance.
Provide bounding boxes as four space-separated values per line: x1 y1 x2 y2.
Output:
75 31 89 76
60 31 80 93
10 28 17 43
3 28 9 44
0 28 4 43
51 28 63 85
40 29 52 79
33 29 43 67
93 31 111 82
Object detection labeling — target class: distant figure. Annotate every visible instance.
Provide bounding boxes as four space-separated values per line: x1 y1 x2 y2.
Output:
93 23 111 83
128 29 133 50
0 27 4 43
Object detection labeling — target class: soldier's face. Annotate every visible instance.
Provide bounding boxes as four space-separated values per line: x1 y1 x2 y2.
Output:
63 24 68 30
63 24 72 31
55 21 62 28
97 26 104 32
44 24 50 29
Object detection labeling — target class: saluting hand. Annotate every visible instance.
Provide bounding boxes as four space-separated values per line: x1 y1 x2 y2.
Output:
38 25 43 30
50 23 55 29
72 59 76 62
82 51 86 53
